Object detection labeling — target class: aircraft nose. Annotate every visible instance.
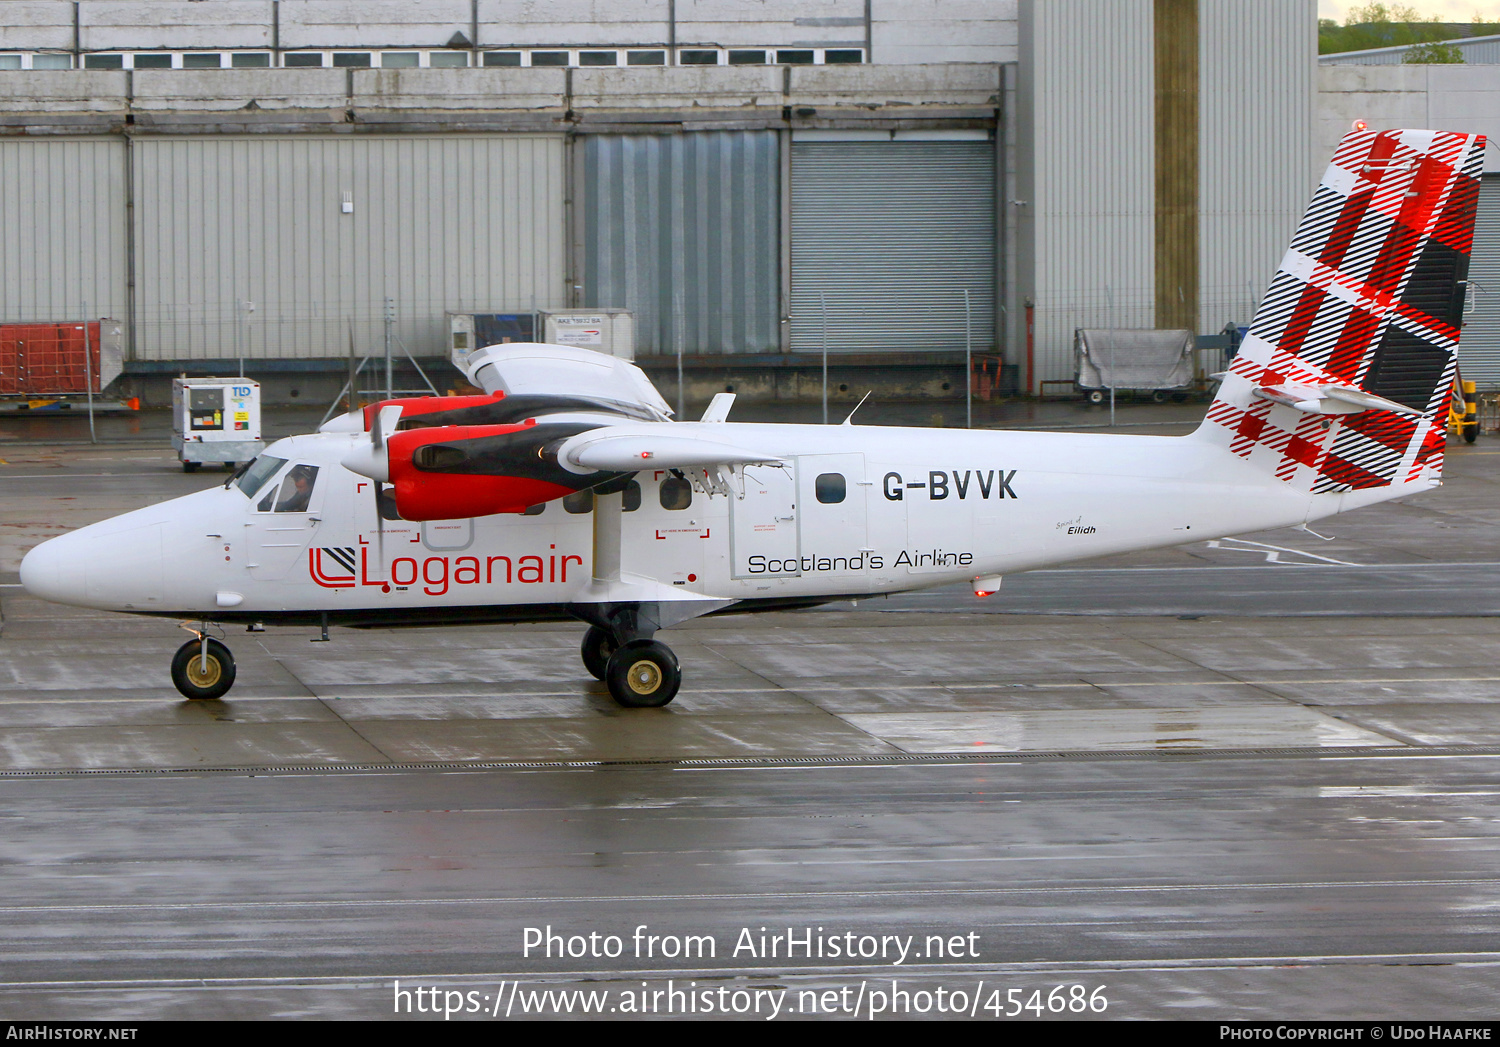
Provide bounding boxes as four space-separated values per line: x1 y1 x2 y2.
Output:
20 520 167 610
20 531 88 606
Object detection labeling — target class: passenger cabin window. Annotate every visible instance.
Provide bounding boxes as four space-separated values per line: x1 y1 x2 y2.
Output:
815 473 846 504
659 476 692 510
376 484 403 521
563 489 594 514
622 480 641 512
259 464 319 513
522 503 546 515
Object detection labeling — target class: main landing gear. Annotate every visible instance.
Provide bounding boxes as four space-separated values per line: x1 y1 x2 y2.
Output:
580 623 683 708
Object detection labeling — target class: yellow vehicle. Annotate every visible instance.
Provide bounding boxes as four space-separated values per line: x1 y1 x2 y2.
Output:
1449 374 1479 444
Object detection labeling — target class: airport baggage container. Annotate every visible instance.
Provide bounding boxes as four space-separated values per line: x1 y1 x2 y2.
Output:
172 377 263 472
1075 328 1195 404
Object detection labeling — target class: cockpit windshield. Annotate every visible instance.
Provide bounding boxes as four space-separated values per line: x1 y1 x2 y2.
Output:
234 455 287 499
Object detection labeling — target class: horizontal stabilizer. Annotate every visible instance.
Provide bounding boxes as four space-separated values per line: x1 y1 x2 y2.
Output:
1252 383 1423 418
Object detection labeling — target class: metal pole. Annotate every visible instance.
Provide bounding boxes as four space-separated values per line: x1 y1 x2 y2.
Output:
675 287 685 419
235 297 243 378
964 288 972 429
383 296 394 401
820 291 828 424
81 302 95 444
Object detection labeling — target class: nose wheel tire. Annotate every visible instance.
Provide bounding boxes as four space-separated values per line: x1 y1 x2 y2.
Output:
580 625 618 681
604 639 681 708
170 638 236 701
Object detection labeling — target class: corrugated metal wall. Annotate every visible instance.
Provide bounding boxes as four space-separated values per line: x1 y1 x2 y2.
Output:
1199 0 1315 336
1026 0 1155 385
583 131 780 356
789 137 996 353
0 139 128 327
133 135 566 361
1459 174 1500 387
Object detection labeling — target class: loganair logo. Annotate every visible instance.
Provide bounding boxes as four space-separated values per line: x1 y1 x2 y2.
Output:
310 545 583 596
310 547 358 588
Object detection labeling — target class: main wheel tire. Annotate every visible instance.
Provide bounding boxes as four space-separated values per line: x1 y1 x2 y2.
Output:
170 638 236 701
1087 390 1104 405
182 461 200 473
1151 390 1168 403
605 639 681 708
1464 422 1479 445
580 624 618 681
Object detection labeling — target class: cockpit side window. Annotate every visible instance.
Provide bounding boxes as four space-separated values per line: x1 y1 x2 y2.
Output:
271 464 320 512
235 455 287 499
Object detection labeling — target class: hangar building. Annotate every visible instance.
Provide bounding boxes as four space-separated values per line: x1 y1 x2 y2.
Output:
0 1 1317 405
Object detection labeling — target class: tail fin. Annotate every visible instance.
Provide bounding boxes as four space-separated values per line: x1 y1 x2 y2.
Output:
1198 129 1485 494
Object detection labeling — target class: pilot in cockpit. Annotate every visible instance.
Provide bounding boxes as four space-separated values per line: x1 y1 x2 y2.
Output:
274 464 319 513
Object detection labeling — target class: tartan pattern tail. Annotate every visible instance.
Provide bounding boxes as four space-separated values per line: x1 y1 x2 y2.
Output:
1198 129 1485 493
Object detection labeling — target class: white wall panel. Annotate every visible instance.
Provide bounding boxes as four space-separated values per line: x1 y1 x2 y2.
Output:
133 135 565 361
0 2 74 50
1023 0 1155 386
279 0 470 49
475 0 670 48
0 139 129 326
82 2 273 50
1199 0 1314 335
873 0 1017 65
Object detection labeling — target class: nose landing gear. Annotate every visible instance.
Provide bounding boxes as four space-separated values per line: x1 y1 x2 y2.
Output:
170 635 236 701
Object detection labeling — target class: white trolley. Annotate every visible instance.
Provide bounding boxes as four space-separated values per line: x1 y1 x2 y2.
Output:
172 377 264 473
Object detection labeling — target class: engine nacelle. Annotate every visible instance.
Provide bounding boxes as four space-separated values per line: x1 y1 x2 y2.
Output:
384 421 591 521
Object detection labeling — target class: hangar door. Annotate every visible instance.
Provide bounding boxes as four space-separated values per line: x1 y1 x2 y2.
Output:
583 131 780 355
1462 175 1500 388
790 133 995 353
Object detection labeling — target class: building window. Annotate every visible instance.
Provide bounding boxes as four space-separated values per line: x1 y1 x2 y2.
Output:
232 52 270 68
728 49 766 65
0 55 19 69
483 51 522 66
776 50 814 64
284 53 324 67
824 49 864 64
332 52 371 68
815 473 846 504
32 54 72 69
183 53 222 68
659 476 693 510
430 51 468 67
381 52 419 68
626 50 665 65
84 54 124 69
679 49 718 65
563 490 594 514
530 51 569 66
579 50 617 66
133 53 173 69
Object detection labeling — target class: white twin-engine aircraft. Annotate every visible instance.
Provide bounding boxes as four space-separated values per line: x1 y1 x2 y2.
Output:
20 129 1486 707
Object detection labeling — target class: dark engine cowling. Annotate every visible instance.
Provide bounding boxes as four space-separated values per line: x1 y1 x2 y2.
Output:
385 420 627 520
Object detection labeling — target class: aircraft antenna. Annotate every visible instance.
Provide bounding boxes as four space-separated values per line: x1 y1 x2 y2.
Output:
841 391 873 426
